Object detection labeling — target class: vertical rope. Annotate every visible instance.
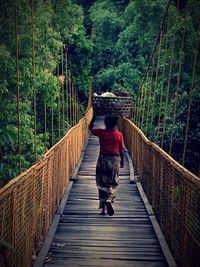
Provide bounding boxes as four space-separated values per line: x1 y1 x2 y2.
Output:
65 47 69 126
62 46 65 134
73 84 76 125
161 0 181 148
136 0 172 115
74 87 77 125
137 83 145 127
141 71 149 128
15 4 21 174
133 98 137 123
32 0 37 161
149 30 163 136
161 25 176 148
57 63 61 139
157 16 170 139
145 54 155 135
182 24 200 165
131 100 135 121
76 94 79 123
169 26 186 155
69 70 72 126
135 90 142 126
44 97 47 152
51 107 54 145
133 97 137 123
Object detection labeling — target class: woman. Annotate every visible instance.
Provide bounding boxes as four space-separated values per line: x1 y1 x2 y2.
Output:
89 115 124 216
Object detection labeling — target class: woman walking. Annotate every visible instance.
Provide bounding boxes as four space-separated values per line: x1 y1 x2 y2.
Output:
89 115 124 216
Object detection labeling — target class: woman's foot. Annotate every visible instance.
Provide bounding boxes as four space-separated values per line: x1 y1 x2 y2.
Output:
100 210 106 215
105 201 114 216
100 206 106 215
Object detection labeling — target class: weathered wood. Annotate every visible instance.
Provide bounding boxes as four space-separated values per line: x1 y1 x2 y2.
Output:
43 259 168 267
37 117 175 267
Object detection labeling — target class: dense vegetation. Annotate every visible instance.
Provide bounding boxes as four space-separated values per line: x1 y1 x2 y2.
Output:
0 0 199 187
0 0 92 186
80 0 199 175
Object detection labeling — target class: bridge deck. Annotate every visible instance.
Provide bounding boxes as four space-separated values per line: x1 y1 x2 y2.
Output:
41 117 169 267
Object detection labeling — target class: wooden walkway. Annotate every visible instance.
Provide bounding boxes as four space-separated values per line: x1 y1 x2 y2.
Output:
37 117 174 267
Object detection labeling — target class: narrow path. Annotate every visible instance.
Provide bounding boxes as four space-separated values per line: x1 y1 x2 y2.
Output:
42 117 168 267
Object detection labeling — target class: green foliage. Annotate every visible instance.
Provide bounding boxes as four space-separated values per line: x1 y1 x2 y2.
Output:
52 0 92 96
94 62 141 94
90 0 166 97
138 1 200 175
0 0 199 186
0 0 92 187
88 0 199 175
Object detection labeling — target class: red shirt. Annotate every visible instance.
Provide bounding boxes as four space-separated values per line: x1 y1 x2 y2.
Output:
91 128 124 155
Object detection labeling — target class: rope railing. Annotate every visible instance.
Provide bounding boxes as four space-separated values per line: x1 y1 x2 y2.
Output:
118 117 200 267
133 0 200 176
0 107 93 267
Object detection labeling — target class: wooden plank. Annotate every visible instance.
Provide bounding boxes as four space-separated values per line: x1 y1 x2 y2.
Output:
33 215 60 267
38 116 175 267
125 147 135 183
43 260 168 267
135 180 177 267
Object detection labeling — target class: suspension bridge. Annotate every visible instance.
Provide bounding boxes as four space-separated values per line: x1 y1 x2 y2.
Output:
0 1 200 267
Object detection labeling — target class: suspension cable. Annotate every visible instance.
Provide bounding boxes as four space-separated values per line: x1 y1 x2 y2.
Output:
141 71 149 128
149 30 163 136
62 46 65 134
157 15 170 140
44 97 47 152
145 54 155 135
65 46 69 125
32 0 37 161
169 25 186 155
161 17 177 148
51 106 54 146
136 0 172 101
69 70 72 126
182 23 200 166
15 4 21 174
137 83 145 127
57 63 61 139
72 78 75 126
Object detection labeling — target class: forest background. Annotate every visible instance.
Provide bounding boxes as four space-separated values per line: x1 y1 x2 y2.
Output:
0 0 199 187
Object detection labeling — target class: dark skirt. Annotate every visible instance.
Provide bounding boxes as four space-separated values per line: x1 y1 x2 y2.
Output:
96 154 120 209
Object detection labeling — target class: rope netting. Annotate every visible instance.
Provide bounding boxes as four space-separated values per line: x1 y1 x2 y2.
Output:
118 117 200 267
133 0 200 175
127 1 200 265
0 108 93 267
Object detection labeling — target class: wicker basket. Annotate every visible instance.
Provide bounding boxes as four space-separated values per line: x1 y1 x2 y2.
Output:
92 96 133 117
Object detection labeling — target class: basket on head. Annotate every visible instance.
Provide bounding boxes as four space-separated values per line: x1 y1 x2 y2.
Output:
92 96 133 117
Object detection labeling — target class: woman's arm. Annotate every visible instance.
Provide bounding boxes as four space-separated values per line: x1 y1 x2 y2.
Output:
120 151 124 168
89 114 96 131
119 132 125 168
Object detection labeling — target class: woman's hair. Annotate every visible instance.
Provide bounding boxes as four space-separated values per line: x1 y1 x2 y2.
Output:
104 116 119 129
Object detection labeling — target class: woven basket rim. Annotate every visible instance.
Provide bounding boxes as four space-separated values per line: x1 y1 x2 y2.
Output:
92 96 133 99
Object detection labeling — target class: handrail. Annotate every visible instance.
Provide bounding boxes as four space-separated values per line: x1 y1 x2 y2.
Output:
118 117 200 267
0 107 93 267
